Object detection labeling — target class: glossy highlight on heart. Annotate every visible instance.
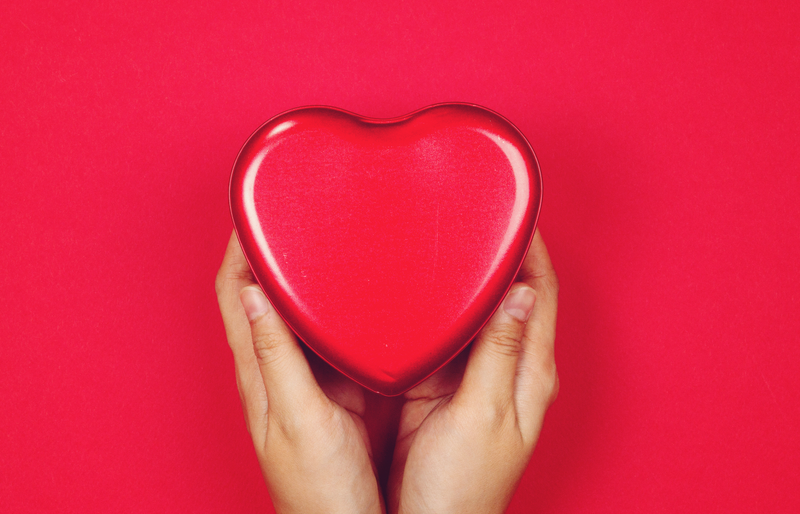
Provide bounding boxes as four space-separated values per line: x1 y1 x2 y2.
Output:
230 104 541 395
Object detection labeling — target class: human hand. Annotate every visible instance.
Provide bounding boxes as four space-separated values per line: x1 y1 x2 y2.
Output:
387 229 559 514
216 232 384 514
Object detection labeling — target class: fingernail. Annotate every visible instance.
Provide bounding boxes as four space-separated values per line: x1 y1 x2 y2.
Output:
503 285 536 322
240 286 270 321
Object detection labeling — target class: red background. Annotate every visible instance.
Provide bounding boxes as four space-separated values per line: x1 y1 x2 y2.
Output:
2 1 798 512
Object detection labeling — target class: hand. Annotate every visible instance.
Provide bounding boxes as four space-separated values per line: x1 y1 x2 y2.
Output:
216 232 384 514
387 229 559 514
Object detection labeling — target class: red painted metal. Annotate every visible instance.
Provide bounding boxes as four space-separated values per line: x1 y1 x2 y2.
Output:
230 104 541 395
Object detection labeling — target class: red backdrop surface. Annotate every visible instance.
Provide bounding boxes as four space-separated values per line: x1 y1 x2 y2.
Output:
1 1 798 512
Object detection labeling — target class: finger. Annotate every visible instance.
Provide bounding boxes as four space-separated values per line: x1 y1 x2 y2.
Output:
239 285 327 428
215 232 268 436
514 230 559 435
455 283 536 408
216 232 260 369
396 352 468 442
310 352 367 418
216 231 256 310
517 229 558 317
403 348 468 402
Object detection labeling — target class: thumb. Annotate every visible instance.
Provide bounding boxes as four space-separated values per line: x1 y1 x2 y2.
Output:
456 283 536 406
240 286 325 420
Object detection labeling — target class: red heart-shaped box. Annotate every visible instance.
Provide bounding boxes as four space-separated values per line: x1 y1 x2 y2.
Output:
230 104 541 395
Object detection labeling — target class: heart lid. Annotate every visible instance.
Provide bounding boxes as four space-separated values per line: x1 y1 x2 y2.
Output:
230 103 541 395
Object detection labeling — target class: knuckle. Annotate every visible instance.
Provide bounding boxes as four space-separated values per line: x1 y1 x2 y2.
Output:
214 269 226 297
536 359 559 404
543 267 559 297
522 265 559 297
251 329 286 366
550 371 560 404
519 342 559 403
215 268 254 298
475 398 516 432
549 271 560 297
484 327 522 359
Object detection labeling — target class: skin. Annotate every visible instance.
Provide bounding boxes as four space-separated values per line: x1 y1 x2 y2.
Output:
215 229 558 514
